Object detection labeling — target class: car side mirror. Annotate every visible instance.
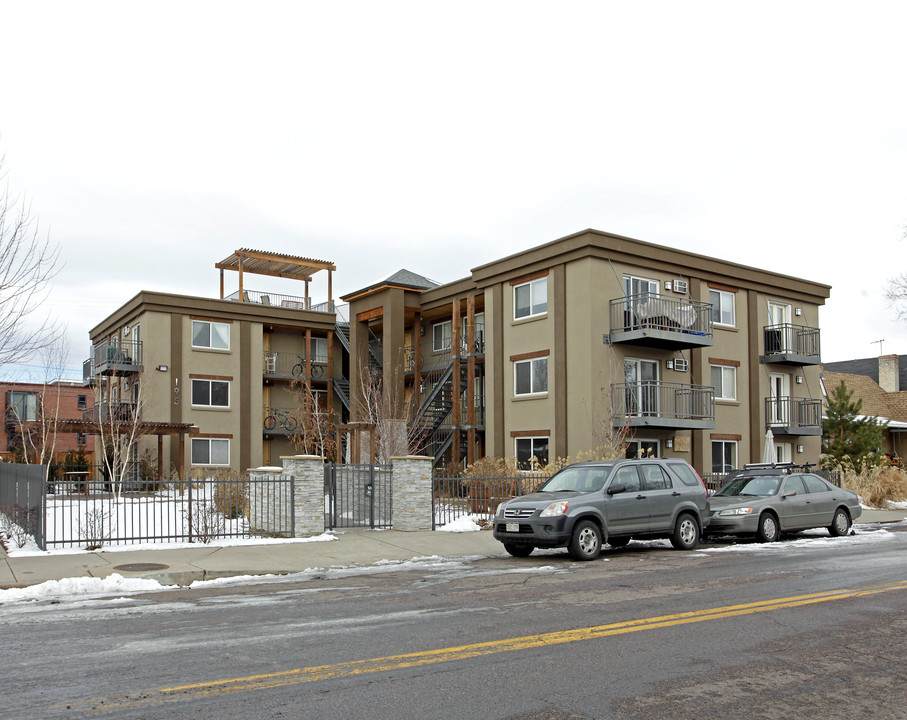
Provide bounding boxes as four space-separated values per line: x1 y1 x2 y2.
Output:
782 491 797 499
607 483 627 496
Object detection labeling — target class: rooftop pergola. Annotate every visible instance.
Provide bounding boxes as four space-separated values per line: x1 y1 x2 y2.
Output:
216 249 336 306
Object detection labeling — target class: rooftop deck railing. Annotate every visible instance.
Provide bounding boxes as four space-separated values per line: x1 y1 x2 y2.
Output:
225 289 336 314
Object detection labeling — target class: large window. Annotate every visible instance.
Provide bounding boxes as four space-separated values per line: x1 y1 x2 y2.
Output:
432 320 452 352
514 277 547 319
711 364 737 401
516 437 549 469
712 440 737 474
8 391 38 421
709 289 735 326
514 356 548 396
303 337 329 363
191 438 230 466
192 320 230 350
191 379 230 408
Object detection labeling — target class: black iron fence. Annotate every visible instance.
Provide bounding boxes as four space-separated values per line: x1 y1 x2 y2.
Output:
324 463 392 530
0 464 294 550
432 474 548 528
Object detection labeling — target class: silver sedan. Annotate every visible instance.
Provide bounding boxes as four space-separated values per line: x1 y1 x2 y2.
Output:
706 471 862 542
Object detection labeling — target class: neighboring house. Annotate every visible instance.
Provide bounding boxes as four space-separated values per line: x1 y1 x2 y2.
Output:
86 231 831 478
1 380 91 460
821 355 907 462
342 229 831 475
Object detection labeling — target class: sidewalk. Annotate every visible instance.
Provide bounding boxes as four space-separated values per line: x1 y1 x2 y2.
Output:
2 510 904 591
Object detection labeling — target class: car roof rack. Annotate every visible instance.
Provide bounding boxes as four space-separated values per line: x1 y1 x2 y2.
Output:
741 462 815 473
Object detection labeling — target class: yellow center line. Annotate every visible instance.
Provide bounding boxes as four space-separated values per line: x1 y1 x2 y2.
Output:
88 579 907 712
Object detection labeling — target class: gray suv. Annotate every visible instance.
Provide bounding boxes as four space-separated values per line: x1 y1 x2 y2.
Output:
492 459 709 560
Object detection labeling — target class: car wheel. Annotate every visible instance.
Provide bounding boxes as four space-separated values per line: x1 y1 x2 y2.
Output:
503 543 534 557
828 508 852 537
756 512 780 543
670 513 700 550
609 536 631 548
568 520 602 561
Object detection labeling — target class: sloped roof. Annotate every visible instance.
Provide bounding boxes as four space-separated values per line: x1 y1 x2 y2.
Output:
341 268 440 301
822 370 907 424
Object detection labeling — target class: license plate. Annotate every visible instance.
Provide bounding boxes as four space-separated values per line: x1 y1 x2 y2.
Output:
505 522 520 533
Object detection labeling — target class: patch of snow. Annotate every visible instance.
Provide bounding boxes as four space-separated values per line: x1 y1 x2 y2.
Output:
0 573 175 604
436 515 483 532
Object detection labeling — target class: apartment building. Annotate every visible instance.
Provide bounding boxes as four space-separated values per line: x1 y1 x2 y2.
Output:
343 229 830 475
84 250 349 475
85 231 830 478
1 380 91 460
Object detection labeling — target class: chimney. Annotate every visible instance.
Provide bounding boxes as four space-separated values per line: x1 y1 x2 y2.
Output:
879 354 900 392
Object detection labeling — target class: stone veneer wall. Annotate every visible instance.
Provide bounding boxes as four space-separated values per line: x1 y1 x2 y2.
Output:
390 456 433 531
249 455 434 536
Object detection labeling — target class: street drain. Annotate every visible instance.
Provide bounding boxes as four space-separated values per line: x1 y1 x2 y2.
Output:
113 563 169 572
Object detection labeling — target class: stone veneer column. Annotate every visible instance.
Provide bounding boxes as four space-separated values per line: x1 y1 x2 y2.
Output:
281 455 325 537
391 456 433 531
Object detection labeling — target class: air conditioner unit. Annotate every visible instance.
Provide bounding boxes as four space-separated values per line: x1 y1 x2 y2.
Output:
674 358 689 372
673 279 689 295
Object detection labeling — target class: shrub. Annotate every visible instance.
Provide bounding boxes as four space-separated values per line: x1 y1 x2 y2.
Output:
841 465 907 509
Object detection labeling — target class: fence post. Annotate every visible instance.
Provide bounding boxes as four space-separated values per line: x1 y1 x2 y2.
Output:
390 456 433 531
280 455 325 537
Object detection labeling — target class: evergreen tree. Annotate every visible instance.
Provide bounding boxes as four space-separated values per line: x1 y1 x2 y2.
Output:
822 381 886 470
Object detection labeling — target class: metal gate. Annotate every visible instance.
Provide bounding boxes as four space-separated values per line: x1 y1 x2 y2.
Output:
324 463 392 530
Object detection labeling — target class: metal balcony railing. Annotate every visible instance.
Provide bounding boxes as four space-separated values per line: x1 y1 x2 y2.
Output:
87 339 143 377
262 351 329 379
84 402 139 423
765 396 823 433
226 289 336 314
612 381 715 427
609 293 713 347
762 324 821 363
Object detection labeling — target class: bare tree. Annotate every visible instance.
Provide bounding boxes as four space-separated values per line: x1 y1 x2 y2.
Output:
0 158 62 370
94 373 147 501
355 355 424 463
289 378 337 460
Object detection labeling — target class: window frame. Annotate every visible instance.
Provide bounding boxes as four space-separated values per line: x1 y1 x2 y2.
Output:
709 289 736 326
515 436 549 470
514 277 548 320
191 437 231 466
711 439 738 474
432 320 452 352
710 364 737 401
514 356 548 396
9 391 38 422
191 319 231 351
191 378 231 408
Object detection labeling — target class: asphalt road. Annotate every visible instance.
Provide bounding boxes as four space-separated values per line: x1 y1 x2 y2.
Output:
3 527 906 720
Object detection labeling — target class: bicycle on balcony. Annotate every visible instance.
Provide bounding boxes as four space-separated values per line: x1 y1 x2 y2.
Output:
291 355 325 379
264 408 299 432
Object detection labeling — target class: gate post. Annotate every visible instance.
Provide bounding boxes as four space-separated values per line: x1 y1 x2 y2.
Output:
281 455 325 537
391 456 433 531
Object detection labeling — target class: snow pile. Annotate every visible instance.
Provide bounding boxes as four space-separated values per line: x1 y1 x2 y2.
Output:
0 573 173 604
436 515 483 532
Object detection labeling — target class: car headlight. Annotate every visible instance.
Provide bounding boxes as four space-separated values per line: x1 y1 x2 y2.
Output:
718 507 754 516
540 501 568 517
495 502 506 516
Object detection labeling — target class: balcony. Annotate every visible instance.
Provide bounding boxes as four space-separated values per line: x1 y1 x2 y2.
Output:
85 339 143 378
226 289 336 314
612 382 715 429
760 324 821 366
609 294 713 350
263 351 329 381
262 408 328 436
765 396 822 436
84 402 138 423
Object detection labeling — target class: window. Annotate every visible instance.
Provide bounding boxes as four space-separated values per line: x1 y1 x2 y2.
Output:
8 391 38 421
626 440 658 459
709 289 735 326
712 440 737 474
516 437 549 469
641 464 673 490
192 320 230 350
612 465 641 492
514 277 547 319
711 364 737 401
77 395 87 410
302 337 329 363
191 438 230 466
432 320 452 352
191 379 230 407
77 433 87 446
514 357 548 395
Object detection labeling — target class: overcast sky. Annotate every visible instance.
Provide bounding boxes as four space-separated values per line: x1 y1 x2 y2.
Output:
1 1 905 382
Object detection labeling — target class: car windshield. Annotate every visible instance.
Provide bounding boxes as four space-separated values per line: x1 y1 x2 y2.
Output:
715 475 782 497
540 466 610 493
